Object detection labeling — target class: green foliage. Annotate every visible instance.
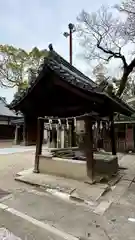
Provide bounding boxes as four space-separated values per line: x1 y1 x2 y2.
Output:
28 47 48 71
18 80 29 91
0 45 48 88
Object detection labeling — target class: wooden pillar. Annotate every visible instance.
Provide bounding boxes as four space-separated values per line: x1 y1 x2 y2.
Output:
21 125 25 146
33 118 44 173
133 125 135 150
23 123 26 145
47 130 51 148
43 129 47 144
71 119 76 147
61 126 64 148
84 116 94 183
21 115 27 145
125 123 127 151
65 129 69 148
68 125 71 147
57 127 60 148
14 125 20 145
110 114 116 155
52 128 57 148
23 115 30 146
40 119 44 153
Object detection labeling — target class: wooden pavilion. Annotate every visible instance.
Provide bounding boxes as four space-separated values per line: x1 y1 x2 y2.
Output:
0 97 20 141
114 114 135 153
9 45 134 182
102 96 135 153
113 97 135 153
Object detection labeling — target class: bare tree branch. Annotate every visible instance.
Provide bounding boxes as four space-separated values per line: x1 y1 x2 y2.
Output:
96 36 127 65
77 4 135 97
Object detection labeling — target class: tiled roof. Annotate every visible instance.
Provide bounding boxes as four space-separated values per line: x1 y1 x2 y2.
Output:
9 48 134 116
9 49 99 108
0 97 19 117
114 113 135 123
50 50 97 89
10 117 24 124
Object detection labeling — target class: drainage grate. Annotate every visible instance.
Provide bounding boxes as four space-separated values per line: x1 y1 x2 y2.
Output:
0 189 10 199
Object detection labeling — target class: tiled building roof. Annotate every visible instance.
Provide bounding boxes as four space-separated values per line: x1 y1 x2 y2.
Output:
9 47 134 116
0 97 19 118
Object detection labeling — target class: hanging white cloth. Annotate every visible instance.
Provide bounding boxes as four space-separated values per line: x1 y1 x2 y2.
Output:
66 118 69 130
49 119 52 130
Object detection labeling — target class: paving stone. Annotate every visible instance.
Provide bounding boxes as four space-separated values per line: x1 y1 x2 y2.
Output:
94 201 112 215
0 209 65 240
2 189 112 239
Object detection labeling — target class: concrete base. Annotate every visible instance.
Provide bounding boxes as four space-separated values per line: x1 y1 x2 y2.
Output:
39 156 88 181
39 153 118 181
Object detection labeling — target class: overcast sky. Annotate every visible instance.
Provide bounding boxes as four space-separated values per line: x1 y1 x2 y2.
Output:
0 0 121 103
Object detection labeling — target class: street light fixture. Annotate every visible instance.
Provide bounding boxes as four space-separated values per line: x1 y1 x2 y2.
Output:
63 23 76 65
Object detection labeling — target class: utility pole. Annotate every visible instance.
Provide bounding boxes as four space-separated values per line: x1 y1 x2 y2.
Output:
63 23 76 65
63 23 76 147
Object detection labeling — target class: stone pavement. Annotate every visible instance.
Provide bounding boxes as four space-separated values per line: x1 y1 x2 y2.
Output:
14 153 135 239
0 188 112 240
0 141 14 149
0 151 34 193
0 149 135 239
0 149 78 239
0 209 70 240
0 146 35 155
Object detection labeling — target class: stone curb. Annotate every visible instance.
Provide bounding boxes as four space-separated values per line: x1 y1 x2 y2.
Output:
15 176 71 193
15 176 96 206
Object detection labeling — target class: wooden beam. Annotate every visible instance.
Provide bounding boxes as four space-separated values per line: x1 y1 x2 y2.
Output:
84 116 95 183
50 105 90 112
110 114 117 155
33 118 44 173
54 77 104 104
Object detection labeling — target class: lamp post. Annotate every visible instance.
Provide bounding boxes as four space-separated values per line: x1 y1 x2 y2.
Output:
64 24 76 147
63 23 76 65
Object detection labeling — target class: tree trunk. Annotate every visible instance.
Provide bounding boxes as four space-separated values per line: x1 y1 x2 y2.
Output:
117 58 135 97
